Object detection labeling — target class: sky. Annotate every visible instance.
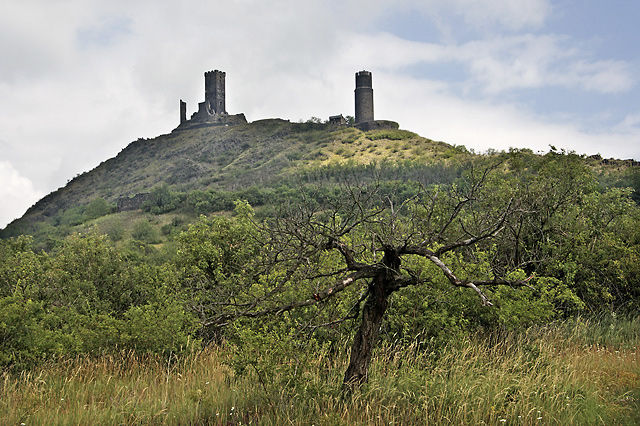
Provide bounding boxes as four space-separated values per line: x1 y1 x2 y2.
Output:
1 0 639 228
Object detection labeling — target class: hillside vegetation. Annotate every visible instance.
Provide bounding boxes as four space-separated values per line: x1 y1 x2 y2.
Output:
1 120 455 244
2 119 637 250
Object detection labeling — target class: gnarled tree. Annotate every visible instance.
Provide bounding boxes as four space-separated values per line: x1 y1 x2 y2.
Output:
178 159 548 389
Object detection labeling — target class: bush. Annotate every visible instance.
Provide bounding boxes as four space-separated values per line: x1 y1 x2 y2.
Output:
83 198 114 221
131 219 161 244
142 184 184 214
123 301 199 353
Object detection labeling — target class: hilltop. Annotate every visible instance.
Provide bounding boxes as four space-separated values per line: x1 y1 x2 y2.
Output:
0 118 462 246
2 67 638 248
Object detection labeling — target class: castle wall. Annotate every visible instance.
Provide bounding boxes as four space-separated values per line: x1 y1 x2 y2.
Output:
117 193 151 212
355 70 374 123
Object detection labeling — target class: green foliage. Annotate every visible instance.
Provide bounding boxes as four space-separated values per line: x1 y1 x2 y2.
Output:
0 232 199 372
131 218 161 244
1 134 639 387
82 197 114 221
103 220 125 242
0 294 59 370
0 235 44 298
227 316 328 397
55 205 85 227
123 300 199 353
142 184 184 214
175 202 262 338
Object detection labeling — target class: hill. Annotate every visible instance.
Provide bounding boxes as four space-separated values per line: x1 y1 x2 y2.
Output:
0 118 465 247
2 116 638 250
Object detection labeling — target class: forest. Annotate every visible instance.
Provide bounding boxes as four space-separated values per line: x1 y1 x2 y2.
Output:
1 147 639 424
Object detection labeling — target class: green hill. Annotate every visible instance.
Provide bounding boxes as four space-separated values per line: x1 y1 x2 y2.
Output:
0 119 462 246
2 116 637 250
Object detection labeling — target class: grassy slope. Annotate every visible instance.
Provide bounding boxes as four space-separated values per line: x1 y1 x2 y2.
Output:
1 118 635 245
0 120 455 242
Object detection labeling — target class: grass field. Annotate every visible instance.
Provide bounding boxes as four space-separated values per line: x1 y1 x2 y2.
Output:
2 317 638 425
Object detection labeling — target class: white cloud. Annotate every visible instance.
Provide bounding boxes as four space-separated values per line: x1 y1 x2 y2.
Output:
0 0 638 228
377 72 640 160
0 161 45 228
436 0 551 31
459 35 635 94
381 0 552 36
336 32 635 96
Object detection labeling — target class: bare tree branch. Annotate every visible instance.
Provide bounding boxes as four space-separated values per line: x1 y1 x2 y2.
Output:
202 267 379 327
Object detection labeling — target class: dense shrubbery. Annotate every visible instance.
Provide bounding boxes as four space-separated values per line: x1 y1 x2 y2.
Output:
1 151 639 379
0 234 197 371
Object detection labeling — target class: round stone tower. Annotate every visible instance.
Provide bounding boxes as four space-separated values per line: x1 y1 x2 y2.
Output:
355 70 374 124
204 70 226 115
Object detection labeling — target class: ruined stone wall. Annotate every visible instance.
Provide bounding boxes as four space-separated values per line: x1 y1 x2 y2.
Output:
355 70 374 123
116 193 151 212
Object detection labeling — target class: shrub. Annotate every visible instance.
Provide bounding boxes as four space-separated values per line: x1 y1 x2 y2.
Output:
131 219 161 244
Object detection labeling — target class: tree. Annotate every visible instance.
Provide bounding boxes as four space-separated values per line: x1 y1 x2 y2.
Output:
83 197 113 221
178 160 563 390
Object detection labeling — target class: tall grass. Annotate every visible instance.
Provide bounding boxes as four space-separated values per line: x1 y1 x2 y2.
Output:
2 316 638 425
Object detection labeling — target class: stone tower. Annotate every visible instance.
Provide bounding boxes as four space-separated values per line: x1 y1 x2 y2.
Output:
204 70 226 115
179 99 187 124
355 70 374 124
176 70 247 129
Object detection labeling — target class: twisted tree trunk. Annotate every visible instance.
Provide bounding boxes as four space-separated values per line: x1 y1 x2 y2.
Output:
343 249 399 388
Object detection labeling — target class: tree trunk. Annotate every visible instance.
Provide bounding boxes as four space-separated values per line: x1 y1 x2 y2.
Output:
343 249 399 389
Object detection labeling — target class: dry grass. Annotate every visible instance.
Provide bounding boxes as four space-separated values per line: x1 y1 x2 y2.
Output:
2 318 638 425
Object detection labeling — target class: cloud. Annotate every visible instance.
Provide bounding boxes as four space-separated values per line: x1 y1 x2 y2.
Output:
373 0 551 39
341 32 635 96
76 15 132 49
431 0 551 31
459 35 635 94
377 72 640 160
0 161 45 228
0 0 638 227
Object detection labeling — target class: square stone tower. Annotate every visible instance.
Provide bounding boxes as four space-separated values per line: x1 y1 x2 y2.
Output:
204 70 226 115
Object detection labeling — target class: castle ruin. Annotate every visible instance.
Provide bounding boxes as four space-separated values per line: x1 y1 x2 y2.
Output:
177 69 396 131
178 70 247 129
351 70 398 131
355 70 374 124
204 70 226 115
